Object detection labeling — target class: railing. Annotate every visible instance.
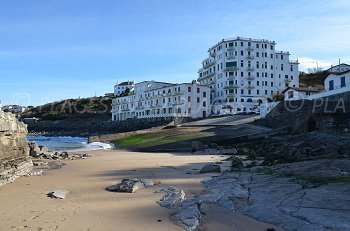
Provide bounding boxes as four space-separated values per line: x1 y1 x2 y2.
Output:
246 67 255 71
224 84 239 89
226 56 236 61
246 84 255 89
284 78 292 83
227 93 235 98
246 55 254 60
203 60 216 68
246 47 254 51
225 66 239 71
227 47 235 51
246 76 255 80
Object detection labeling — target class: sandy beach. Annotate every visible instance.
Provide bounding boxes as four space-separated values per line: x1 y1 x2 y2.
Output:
0 150 283 231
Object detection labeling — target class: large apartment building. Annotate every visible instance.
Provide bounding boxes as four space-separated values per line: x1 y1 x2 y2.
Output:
197 37 299 114
111 81 210 121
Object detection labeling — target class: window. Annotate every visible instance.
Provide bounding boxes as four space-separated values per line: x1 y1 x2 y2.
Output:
256 62 259 68
281 64 284 71
257 90 260 94
241 42 244 46
256 44 259 48
203 92 206 97
197 97 200 103
241 89 244 94
197 88 200 93
241 60 244 67
241 50 244 56
188 96 191 102
188 108 191 113
188 86 191 92
241 99 244 102
203 101 206 107
341 77 346 87
256 52 259 57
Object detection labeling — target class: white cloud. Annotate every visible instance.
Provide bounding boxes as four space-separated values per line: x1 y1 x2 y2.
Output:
298 57 333 72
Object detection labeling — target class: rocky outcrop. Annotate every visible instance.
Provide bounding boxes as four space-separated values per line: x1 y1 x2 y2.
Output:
0 110 32 187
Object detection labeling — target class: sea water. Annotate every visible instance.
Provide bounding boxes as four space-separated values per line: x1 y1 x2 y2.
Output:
27 136 114 152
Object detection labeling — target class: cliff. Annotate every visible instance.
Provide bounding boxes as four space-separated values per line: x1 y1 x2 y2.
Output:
0 110 32 187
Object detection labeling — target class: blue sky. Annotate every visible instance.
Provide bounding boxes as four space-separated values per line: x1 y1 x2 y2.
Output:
1 0 350 106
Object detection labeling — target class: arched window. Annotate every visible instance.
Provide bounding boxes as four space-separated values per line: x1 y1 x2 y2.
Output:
247 98 253 102
177 108 181 113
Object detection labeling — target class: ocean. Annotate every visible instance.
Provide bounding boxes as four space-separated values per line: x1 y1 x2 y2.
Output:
27 136 114 152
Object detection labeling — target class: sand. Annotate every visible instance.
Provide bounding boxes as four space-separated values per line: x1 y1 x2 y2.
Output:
0 150 283 231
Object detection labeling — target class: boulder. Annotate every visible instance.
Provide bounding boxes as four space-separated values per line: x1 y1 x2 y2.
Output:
106 179 154 193
28 142 41 157
199 164 221 174
157 186 186 209
46 189 69 199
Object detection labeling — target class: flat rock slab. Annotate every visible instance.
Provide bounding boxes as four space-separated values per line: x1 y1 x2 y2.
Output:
46 189 69 199
199 164 221 174
157 186 186 209
106 179 154 193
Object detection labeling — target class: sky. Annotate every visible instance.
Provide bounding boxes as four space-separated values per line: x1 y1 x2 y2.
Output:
1 0 350 106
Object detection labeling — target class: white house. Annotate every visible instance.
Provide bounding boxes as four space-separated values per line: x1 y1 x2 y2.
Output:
197 36 299 114
111 81 211 121
283 87 321 101
324 70 350 91
328 63 350 73
1 105 28 113
114 81 136 97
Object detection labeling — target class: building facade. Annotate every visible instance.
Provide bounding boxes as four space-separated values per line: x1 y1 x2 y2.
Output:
328 63 350 73
325 70 350 91
283 87 320 101
114 81 136 97
197 37 299 114
111 81 210 121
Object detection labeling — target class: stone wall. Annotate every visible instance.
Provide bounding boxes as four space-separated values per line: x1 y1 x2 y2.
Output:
257 91 350 133
0 110 32 187
26 116 196 137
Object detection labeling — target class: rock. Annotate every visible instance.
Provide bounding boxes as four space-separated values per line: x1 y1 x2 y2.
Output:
0 110 33 187
172 196 202 231
106 179 154 193
199 164 221 174
38 145 49 154
157 186 185 208
231 157 244 170
60 152 69 158
46 189 69 199
28 142 41 157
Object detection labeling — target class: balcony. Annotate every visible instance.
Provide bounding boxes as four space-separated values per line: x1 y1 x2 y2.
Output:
224 66 240 72
173 90 185 95
227 93 235 98
210 52 216 57
246 75 255 80
285 78 292 83
227 47 235 51
224 84 239 89
246 67 255 72
246 55 254 60
226 56 236 61
246 84 255 89
227 76 235 81
136 106 144 110
172 100 185 105
246 47 254 51
203 60 216 69
210 88 216 92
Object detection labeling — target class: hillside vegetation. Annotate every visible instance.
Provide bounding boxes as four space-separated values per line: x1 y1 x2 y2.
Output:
21 96 113 120
299 70 329 89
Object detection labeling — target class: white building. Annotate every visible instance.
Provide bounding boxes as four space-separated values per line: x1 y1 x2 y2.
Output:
111 81 210 121
283 87 320 101
1 105 28 113
197 37 299 114
328 63 350 73
114 81 136 97
324 70 350 91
